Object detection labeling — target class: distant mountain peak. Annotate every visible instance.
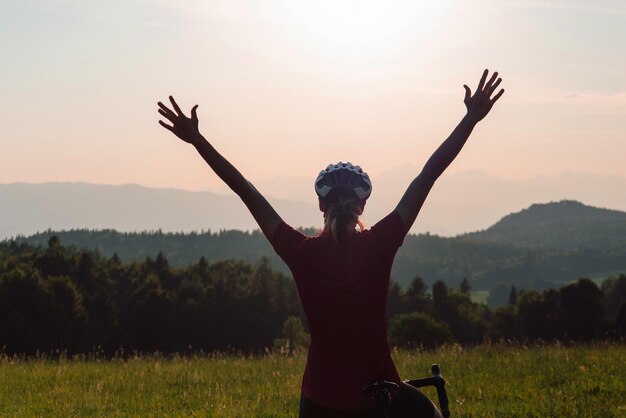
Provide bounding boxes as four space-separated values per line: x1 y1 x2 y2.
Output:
498 200 626 227
465 200 626 249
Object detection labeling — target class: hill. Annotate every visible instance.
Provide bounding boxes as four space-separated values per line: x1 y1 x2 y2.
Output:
12 201 626 291
464 200 626 249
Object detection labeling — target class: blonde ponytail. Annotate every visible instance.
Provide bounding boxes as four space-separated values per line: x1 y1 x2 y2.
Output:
323 195 365 245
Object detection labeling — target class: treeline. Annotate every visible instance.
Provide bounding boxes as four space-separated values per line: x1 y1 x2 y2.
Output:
0 238 302 355
1 238 625 355
15 228 283 270
396 234 626 291
387 276 626 348
15 229 626 291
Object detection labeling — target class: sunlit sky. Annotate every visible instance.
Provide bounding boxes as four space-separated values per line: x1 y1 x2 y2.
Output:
2 0 625 191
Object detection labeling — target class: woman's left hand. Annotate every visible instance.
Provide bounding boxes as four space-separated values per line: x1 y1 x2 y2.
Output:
158 96 203 145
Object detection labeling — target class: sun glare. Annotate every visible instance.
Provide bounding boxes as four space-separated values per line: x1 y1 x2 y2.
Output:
286 1 444 46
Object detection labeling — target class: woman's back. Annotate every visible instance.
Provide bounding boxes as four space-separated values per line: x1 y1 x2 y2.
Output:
271 211 405 410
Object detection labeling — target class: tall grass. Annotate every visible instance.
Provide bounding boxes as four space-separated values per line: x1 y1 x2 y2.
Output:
1 343 625 417
394 342 626 417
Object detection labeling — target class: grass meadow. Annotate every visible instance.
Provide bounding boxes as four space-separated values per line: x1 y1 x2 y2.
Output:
1 343 625 417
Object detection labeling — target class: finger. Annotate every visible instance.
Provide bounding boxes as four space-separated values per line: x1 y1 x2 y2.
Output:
491 89 505 103
169 95 183 116
463 85 471 103
158 108 177 123
488 78 502 96
484 72 498 92
159 120 174 132
158 101 176 118
477 69 488 91
191 104 199 121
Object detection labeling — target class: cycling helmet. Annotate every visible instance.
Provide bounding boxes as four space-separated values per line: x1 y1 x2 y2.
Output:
314 161 372 200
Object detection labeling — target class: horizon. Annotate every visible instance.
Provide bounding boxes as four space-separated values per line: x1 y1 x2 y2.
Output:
9 197 626 230
2 0 625 192
3 165 626 193
3 171 626 241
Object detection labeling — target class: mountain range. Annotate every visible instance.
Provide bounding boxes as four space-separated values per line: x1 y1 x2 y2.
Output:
2 168 626 239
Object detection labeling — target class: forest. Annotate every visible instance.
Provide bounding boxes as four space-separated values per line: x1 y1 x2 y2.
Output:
1 237 625 355
16 225 626 292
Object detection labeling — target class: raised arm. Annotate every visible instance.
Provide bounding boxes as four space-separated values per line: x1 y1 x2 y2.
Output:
395 69 505 234
157 96 283 240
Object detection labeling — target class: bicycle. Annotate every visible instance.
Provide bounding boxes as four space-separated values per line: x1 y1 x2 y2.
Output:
361 364 450 418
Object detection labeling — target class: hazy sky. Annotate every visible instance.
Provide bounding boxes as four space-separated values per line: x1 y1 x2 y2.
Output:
2 0 625 191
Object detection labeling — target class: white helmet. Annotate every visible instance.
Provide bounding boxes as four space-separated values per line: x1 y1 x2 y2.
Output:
314 161 372 200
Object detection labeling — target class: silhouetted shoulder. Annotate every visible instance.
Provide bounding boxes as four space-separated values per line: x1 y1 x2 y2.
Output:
368 211 406 259
270 221 308 266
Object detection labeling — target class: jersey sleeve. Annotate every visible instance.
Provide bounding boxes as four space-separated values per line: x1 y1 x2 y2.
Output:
270 221 307 267
370 210 406 259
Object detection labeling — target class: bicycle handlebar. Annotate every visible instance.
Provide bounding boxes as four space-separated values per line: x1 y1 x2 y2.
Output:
405 363 450 418
362 364 451 417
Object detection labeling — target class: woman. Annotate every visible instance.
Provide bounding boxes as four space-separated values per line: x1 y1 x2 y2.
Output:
157 69 504 417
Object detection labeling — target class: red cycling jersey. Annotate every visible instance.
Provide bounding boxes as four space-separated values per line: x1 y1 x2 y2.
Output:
271 210 406 411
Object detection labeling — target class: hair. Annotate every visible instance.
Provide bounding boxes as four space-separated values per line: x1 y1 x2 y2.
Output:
322 193 365 245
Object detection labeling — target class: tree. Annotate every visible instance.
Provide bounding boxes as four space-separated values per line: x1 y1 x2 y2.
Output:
404 276 431 314
388 312 452 349
602 274 626 318
489 305 517 340
508 285 518 305
127 273 170 351
487 282 510 308
442 289 488 344
249 257 277 312
460 278 471 294
431 280 449 325
432 281 448 305
75 251 97 292
274 316 309 354
558 278 606 341
46 275 88 350
154 252 179 290
387 281 404 319
516 289 561 341
616 303 626 337
0 268 56 353
34 236 71 278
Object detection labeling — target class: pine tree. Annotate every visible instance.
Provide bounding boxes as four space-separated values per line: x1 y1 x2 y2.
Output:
508 285 518 305
460 278 471 294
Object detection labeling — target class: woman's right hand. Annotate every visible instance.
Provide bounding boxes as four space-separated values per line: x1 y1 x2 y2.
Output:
462 69 504 123
158 96 204 145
